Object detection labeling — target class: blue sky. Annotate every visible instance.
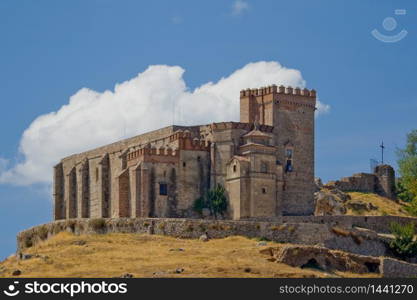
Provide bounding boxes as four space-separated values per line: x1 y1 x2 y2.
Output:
0 0 416 259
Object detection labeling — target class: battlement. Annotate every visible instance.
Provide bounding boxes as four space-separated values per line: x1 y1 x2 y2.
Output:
210 121 274 132
127 131 210 162
240 84 316 99
127 144 179 161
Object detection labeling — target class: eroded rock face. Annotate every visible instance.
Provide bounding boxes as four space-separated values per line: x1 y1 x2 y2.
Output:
260 245 380 274
314 190 347 216
346 200 378 212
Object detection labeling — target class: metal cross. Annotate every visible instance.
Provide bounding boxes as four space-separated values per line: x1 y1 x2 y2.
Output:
380 141 385 165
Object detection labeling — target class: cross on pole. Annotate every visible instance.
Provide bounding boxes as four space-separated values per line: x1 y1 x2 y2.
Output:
380 141 385 165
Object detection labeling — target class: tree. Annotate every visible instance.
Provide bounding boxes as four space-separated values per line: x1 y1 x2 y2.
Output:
389 222 417 259
396 130 417 204
193 184 228 219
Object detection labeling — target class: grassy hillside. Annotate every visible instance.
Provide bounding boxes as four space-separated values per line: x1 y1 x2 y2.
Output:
345 192 411 217
0 232 378 278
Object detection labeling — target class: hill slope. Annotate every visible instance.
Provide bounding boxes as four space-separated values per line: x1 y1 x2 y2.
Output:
0 232 378 278
346 192 411 217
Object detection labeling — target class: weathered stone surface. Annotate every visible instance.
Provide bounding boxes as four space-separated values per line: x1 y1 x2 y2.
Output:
314 190 346 216
346 200 378 212
325 165 396 201
380 257 417 278
315 178 323 191
199 234 209 242
17 217 394 258
262 245 380 274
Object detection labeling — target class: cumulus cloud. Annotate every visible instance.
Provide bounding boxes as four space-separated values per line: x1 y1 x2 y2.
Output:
232 0 249 16
0 61 329 186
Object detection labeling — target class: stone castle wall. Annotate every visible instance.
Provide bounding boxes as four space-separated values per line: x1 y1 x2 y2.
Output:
240 85 316 215
325 165 396 200
53 85 319 221
18 216 409 258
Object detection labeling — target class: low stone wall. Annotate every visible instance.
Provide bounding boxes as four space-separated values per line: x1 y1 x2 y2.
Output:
17 218 391 258
258 216 417 234
380 258 417 278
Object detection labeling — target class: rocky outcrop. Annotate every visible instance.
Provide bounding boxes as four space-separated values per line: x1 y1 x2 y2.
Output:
260 245 380 274
314 188 349 216
346 200 378 212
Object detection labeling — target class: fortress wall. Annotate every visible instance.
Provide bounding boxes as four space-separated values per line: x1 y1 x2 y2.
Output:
326 173 377 193
177 150 210 214
17 217 392 257
61 125 199 165
265 215 417 233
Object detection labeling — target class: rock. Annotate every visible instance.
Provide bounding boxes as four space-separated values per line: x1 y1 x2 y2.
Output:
346 200 378 212
22 254 33 260
314 191 347 216
244 267 251 273
12 270 22 276
120 273 134 278
314 178 323 191
174 268 184 274
261 245 381 274
169 248 185 252
199 234 209 242
329 188 351 202
152 271 166 276
257 241 268 246
72 240 87 246
380 258 417 278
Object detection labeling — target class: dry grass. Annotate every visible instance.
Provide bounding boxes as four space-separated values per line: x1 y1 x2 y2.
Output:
346 192 411 217
0 232 379 278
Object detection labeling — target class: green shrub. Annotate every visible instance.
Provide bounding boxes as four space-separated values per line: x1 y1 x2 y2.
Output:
389 222 417 259
192 184 228 219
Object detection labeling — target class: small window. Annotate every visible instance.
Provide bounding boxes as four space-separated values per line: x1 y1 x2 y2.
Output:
285 160 293 172
275 160 281 165
286 149 293 158
159 183 168 195
262 188 267 194
197 156 201 162
182 162 186 167
95 168 99 182
261 162 268 173
233 165 237 173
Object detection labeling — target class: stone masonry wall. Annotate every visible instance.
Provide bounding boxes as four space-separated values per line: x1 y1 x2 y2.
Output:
18 216 417 257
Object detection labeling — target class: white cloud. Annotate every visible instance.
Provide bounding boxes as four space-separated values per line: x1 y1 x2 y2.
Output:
0 61 329 186
232 0 249 16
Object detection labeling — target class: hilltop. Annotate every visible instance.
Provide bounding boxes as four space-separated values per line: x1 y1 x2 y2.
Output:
0 232 377 278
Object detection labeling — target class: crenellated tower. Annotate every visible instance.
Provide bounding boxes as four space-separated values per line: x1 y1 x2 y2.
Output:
240 85 317 215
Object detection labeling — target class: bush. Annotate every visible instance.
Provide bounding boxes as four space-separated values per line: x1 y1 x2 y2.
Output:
389 222 417 259
192 184 228 219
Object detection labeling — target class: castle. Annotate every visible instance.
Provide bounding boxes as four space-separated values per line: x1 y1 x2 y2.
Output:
53 85 317 221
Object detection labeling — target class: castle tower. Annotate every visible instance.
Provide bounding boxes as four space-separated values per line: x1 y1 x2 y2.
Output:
240 85 317 215
374 164 396 200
